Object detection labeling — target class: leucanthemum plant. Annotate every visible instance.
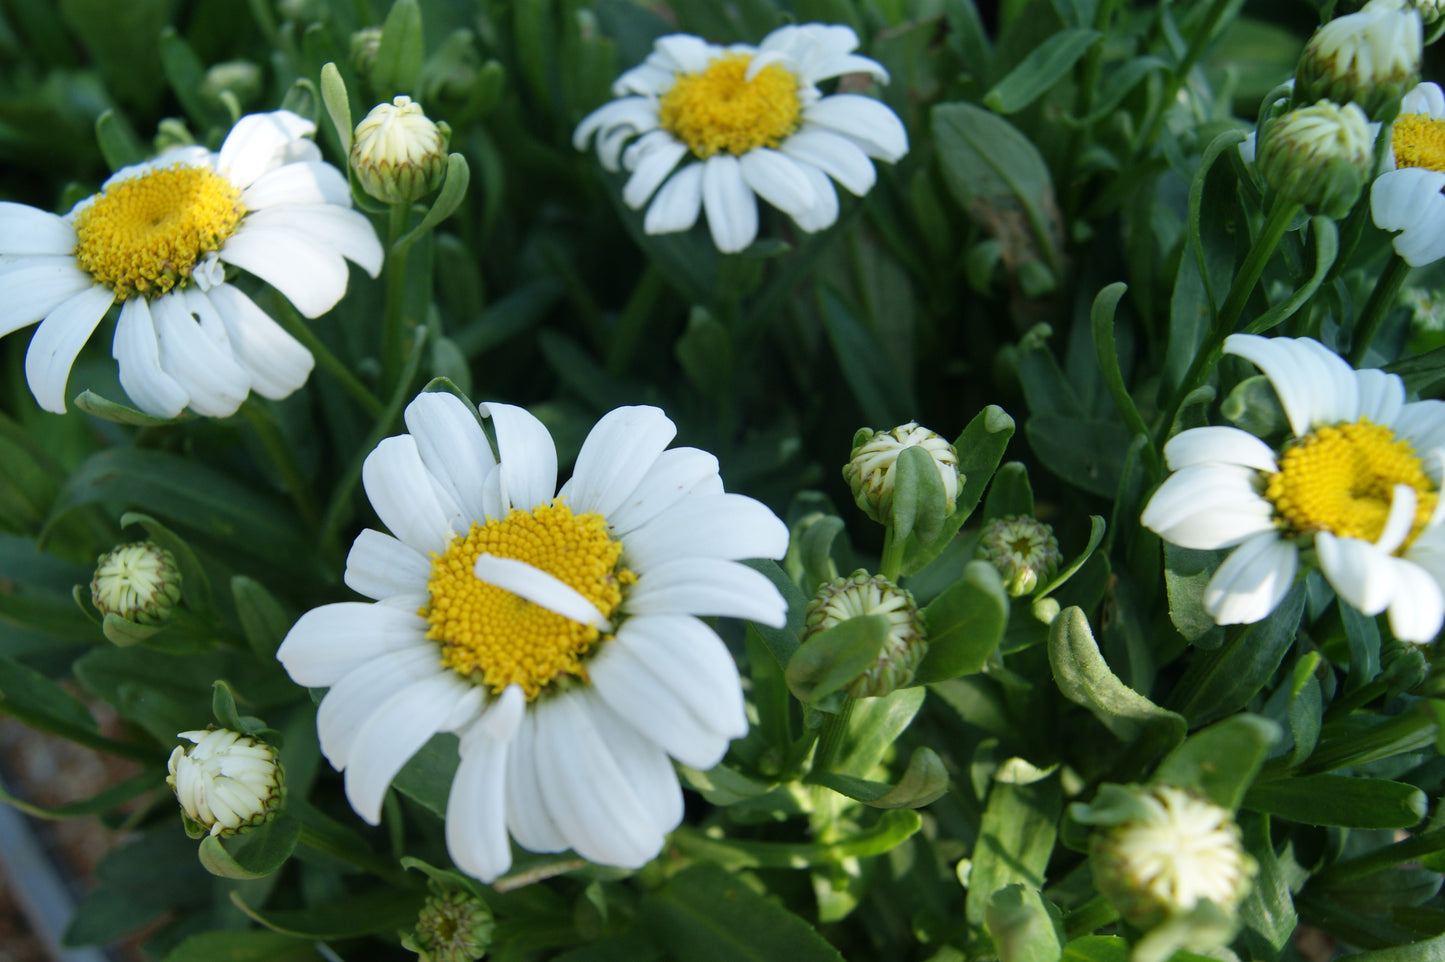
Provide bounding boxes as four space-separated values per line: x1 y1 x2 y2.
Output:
0 109 381 417
277 390 788 880
573 23 908 253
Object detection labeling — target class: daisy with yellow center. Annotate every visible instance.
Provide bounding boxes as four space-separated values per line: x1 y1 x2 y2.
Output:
1142 334 1445 643
277 393 789 881
0 110 382 417
1372 82 1445 267
572 24 908 253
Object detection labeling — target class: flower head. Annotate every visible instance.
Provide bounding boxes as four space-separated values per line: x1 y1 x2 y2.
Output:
979 515 1062 597
1373 82 1445 266
403 889 494 962
843 422 961 524
573 24 908 253
277 393 789 881
352 96 451 204
167 728 284 837
91 541 183 625
1088 785 1254 930
1295 0 1422 118
1142 334 1445 643
1257 100 1374 217
803 570 926 697
0 110 382 417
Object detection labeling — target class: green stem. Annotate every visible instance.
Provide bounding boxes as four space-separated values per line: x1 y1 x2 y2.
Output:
1349 254 1411 366
273 303 384 419
296 823 410 886
1133 0 1234 162
1063 893 1120 940
1311 828 1445 885
1156 198 1300 446
240 400 319 529
878 528 906 583
810 695 857 780
380 202 412 395
1298 707 1438 775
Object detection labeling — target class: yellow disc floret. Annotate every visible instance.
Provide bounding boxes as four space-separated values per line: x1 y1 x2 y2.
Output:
1266 418 1438 549
1392 113 1445 173
422 501 634 699
73 164 245 299
658 53 802 159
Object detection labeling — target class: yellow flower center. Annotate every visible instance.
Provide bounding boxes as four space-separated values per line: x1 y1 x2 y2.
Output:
1265 418 1438 549
1392 113 1445 173
72 164 245 300
421 501 635 699
658 53 802 159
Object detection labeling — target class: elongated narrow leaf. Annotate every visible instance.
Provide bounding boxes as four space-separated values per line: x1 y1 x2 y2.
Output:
966 776 1061 926
1244 774 1428 828
984 28 1100 114
231 885 428 939
1152 714 1280 810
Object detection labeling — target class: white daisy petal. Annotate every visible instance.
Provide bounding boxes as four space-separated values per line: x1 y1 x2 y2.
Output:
404 392 498 527
566 405 677 516
572 97 660 155
1372 167 1445 267
362 435 463 555
479 684 525 742
738 147 816 218
241 160 352 209
1203 531 1298 625
653 34 715 74
480 401 558 512
112 297 188 419
1140 466 1276 550
504 710 568 853
702 154 759 254
606 447 723 536
1394 399 1445 456
1223 334 1354 435
240 205 383 278
644 164 705 235
474 555 611 630
202 283 314 400
149 292 250 418
579 689 684 835
622 139 690 209
612 614 748 742
344 529 432 602
219 226 351 319
446 723 513 882
277 600 430 687
780 128 877 196
1377 485 1419 555
1384 558 1445 643
0 203 78 255
803 94 909 161
1354 368 1405 427
216 109 318 190
1162 426 1279 473
625 557 787 627
1317 532 1395 617
623 493 790 569
0 257 101 339
23 285 116 413
789 160 841 233
315 645 445 771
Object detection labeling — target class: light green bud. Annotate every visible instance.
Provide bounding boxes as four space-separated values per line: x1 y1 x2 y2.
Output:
1257 100 1374 217
91 541 182 626
803 571 927 697
351 95 451 204
201 60 263 111
403 889 495 962
978 515 1062 597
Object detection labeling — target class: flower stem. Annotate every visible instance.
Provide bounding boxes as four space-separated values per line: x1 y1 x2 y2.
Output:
810 694 857 779
878 528 906 583
1063 893 1120 939
1349 253 1411 366
273 303 384 419
1133 0 1234 162
381 202 413 395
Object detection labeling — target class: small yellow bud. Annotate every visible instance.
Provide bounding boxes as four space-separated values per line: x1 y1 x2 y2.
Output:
351 95 450 205
91 541 183 626
167 729 284 838
803 571 927 697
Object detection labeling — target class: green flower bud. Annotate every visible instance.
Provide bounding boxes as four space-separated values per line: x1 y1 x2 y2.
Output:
1296 0 1422 119
1088 785 1255 931
978 515 1062 597
803 571 927 697
167 728 284 838
1257 100 1374 217
201 60 262 111
403 889 495 962
91 541 182 626
351 95 451 204
351 26 384 79
843 422 961 524
1410 0 1445 26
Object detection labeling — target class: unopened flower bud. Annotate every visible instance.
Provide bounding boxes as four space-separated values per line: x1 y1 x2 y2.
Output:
1088 785 1255 931
201 61 262 111
167 729 284 838
351 96 450 204
843 423 961 524
1296 0 1422 118
91 541 182 626
351 26 384 79
403 889 495 962
1409 0 1444 25
803 571 927 697
1257 100 1374 217
979 515 1062 597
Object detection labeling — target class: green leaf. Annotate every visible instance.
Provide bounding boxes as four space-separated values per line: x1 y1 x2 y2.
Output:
197 812 301 879
1162 544 1225 647
1338 933 1445 961
740 559 807 670
1152 714 1280 810
984 28 1100 114
675 307 734 401
232 576 291 660
94 109 145 171
1037 515 1105 600
983 462 1035 520
1048 607 1186 761
903 405 1015 574
0 653 99 735
817 285 915 428
785 614 888 705
1026 415 1132 498
966 776 1061 926
1062 936 1129 962
230 885 429 939
832 687 927 778
640 863 845 962
73 389 194 426
1244 774 1428 828
811 746 949 809
372 0 424 97
158 27 223 130
319 61 352 156
393 153 471 256
391 731 459 819
0 768 157 820
1238 814 1297 961
162 930 326 962
986 885 1065 962
912 561 1010 684
890 444 949 546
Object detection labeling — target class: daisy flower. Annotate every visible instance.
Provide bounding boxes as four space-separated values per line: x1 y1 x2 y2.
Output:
0 109 382 417
276 393 790 881
1372 82 1445 266
572 23 908 254
1141 334 1445 643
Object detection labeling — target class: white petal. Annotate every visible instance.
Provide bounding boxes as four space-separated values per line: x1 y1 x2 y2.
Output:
625 558 787 627
112 297 188 418
606 447 723 536
504 709 568 853
780 128 877 196
701 154 758 254
150 292 250 417
217 110 318 190
1223 334 1356 436
1162 426 1278 472
345 671 474 824
1203 531 1298 624
479 684 525 742
202 283 314 400
1316 532 1394 616
277 600 431 687
0 203 77 254
572 97 660 157
810 52 891 84
622 138 690 209
480 402 558 512
566 406 677 516
621 493 795 570
803 95 908 161
579 689 684 836
0 256 100 339
789 160 840 233
644 164 705 235
473 555 610 629
344 529 432 601
362 435 463 555
1403 81 1445 117
23 285 115 413
1377 485 1419 555
1354 368 1405 427
241 160 352 209
240 205 383 278
653 34 715 74
1372 167 1445 267
612 63 673 97
738 148 816 218
219 227 350 319
315 645 444 770
1384 558 1445 643
404 392 497 527
1141 466 1276 550
1393 399 1445 456
446 723 513 881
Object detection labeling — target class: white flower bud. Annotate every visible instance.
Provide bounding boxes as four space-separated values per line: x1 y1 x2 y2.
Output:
843 422 961 525
1257 100 1374 217
167 729 284 837
803 571 927 697
1296 0 1422 118
351 95 450 204
91 541 183 626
